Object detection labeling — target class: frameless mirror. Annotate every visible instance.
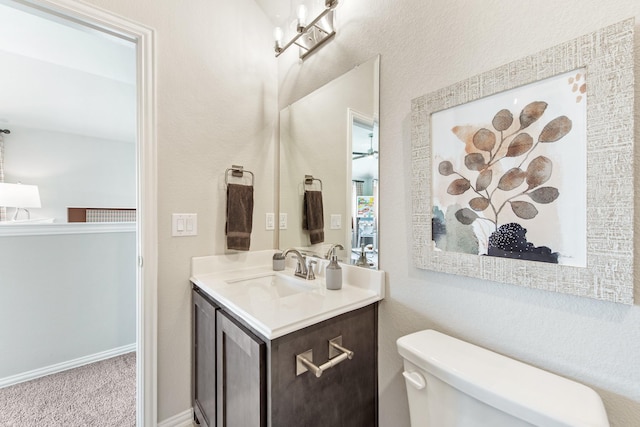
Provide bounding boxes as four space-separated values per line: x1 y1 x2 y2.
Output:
278 55 379 268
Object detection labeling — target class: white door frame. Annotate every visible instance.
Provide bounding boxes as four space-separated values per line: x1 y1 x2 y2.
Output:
14 0 158 425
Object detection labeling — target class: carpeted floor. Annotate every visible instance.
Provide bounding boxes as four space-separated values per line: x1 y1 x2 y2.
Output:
0 352 136 426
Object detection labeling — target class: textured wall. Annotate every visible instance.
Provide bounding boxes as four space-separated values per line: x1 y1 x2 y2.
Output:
277 1 640 426
81 0 278 421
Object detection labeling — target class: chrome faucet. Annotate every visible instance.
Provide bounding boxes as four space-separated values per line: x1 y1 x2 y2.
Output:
325 243 344 259
283 248 310 279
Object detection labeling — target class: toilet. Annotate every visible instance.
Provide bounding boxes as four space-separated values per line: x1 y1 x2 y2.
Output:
397 330 609 427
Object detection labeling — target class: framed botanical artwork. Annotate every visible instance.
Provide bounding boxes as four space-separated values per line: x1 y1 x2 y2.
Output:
411 19 634 304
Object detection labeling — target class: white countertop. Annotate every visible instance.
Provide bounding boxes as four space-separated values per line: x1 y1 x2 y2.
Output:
190 250 385 340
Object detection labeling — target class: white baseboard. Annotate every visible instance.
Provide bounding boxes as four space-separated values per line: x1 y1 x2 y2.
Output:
0 343 136 389
158 408 194 427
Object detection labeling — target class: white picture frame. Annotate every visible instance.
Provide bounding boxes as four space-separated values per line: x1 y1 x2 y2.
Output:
411 19 635 304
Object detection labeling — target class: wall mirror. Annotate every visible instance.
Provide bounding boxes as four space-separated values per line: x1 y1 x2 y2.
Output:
279 55 379 268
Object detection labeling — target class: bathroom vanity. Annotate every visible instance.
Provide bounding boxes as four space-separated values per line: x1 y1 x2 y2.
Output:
190 250 385 427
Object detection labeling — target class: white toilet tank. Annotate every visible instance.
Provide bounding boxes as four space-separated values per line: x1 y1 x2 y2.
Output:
397 330 609 427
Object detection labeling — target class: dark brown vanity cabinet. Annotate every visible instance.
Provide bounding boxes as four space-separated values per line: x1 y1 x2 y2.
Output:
192 285 378 427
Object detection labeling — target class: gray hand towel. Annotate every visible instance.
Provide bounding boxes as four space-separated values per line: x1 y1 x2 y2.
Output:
226 183 254 251
302 190 324 244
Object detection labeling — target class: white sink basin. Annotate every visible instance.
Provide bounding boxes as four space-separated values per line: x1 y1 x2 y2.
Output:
226 273 316 298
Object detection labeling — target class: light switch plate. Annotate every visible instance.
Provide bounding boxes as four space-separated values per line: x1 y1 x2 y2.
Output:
266 213 275 230
172 213 197 236
330 214 341 229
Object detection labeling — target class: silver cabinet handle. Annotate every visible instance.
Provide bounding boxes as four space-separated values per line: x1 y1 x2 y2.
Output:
296 336 354 378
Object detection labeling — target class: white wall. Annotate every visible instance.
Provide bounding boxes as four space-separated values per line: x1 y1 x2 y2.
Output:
82 0 278 421
4 125 135 221
0 230 136 378
276 1 640 426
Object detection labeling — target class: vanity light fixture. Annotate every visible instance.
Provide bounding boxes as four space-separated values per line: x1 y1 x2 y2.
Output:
273 0 338 60
0 182 41 221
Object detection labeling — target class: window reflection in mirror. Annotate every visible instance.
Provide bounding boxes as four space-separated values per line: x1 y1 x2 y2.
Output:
278 55 379 268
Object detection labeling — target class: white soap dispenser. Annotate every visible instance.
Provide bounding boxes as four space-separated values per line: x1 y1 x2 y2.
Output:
325 248 342 290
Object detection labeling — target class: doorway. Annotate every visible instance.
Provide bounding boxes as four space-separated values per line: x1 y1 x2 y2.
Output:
0 0 156 424
350 112 379 268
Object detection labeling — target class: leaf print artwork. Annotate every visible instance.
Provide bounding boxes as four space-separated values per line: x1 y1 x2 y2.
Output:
430 69 588 267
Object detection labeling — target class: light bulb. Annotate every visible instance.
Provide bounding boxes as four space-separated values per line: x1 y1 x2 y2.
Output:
273 27 283 43
273 27 283 52
297 5 307 32
297 5 307 24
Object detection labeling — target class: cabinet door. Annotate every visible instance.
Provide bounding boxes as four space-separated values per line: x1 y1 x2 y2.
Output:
192 288 218 427
216 311 266 427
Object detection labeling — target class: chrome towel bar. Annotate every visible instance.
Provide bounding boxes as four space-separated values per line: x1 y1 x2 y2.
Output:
296 336 354 378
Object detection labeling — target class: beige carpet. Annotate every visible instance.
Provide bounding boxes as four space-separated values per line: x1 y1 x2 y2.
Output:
0 352 136 426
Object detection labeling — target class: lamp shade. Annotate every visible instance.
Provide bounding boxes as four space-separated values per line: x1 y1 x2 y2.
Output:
0 183 42 208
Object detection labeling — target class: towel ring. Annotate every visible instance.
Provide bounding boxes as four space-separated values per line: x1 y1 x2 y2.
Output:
225 165 254 187
304 174 323 191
